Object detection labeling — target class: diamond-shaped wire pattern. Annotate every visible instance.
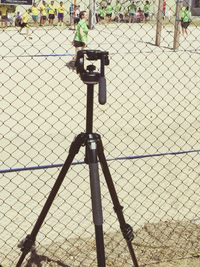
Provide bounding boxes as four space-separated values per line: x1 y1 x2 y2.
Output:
1 1 200 266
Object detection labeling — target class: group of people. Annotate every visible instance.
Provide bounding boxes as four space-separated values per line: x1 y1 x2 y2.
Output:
0 0 192 43
14 0 67 38
0 1 66 30
97 0 152 23
17 0 65 28
69 2 192 68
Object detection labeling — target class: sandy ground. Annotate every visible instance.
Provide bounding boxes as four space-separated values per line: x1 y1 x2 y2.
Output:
0 22 200 266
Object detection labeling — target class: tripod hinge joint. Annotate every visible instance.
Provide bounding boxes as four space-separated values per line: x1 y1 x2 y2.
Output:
69 133 87 154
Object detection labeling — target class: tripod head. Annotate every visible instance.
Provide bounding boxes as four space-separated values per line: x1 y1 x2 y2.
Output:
75 50 109 105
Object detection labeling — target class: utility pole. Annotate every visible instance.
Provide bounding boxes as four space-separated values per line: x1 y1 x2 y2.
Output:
155 0 164 46
173 0 183 50
89 0 96 29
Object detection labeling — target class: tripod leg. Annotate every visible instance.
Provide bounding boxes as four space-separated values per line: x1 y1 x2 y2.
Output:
86 134 106 267
16 133 86 267
96 135 139 267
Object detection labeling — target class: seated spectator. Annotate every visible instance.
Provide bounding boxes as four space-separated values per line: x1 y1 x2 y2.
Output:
123 11 130 23
135 8 144 23
105 1 113 23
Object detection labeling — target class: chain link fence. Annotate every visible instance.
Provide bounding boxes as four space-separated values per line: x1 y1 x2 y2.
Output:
1 0 200 266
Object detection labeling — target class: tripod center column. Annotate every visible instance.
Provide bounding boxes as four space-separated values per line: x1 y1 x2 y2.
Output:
86 84 94 134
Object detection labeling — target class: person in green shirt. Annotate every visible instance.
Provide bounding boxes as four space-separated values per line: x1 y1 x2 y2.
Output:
181 6 191 37
105 1 113 23
128 1 137 23
97 5 106 22
114 0 122 22
143 0 150 22
73 11 89 61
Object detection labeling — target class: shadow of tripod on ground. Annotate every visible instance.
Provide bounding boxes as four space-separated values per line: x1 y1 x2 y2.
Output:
24 248 70 267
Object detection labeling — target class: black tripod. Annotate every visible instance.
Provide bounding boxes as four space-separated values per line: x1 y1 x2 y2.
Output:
16 50 139 267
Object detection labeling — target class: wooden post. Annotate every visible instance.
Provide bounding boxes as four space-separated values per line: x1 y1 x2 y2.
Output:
173 0 182 50
155 0 164 46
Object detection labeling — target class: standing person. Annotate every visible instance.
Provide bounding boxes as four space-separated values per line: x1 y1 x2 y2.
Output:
128 1 137 23
15 11 22 26
19 9 32 39
143 0 150 22
105 1 113 23
57 1 65 26
31 2 39 26
48 0 57 26
72 11 89 62
0 5 8 28
40 0 47 26
74 5 80 26
7 13 14 26
114 0 122 22
162 0 166 19
167 7 172 22
181 6 191 37
69 3 74 28
97 4 106 23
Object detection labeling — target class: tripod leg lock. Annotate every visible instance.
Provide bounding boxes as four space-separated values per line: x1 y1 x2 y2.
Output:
18 235 35 253
121 224 134 242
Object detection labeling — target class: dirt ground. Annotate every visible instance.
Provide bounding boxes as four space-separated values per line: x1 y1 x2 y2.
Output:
7 220 199 267
149 258 200 267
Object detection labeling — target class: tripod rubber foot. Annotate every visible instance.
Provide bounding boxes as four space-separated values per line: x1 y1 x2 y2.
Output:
121 224 134 242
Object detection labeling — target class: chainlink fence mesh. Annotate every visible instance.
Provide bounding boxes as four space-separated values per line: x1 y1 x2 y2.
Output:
0 0 200 266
